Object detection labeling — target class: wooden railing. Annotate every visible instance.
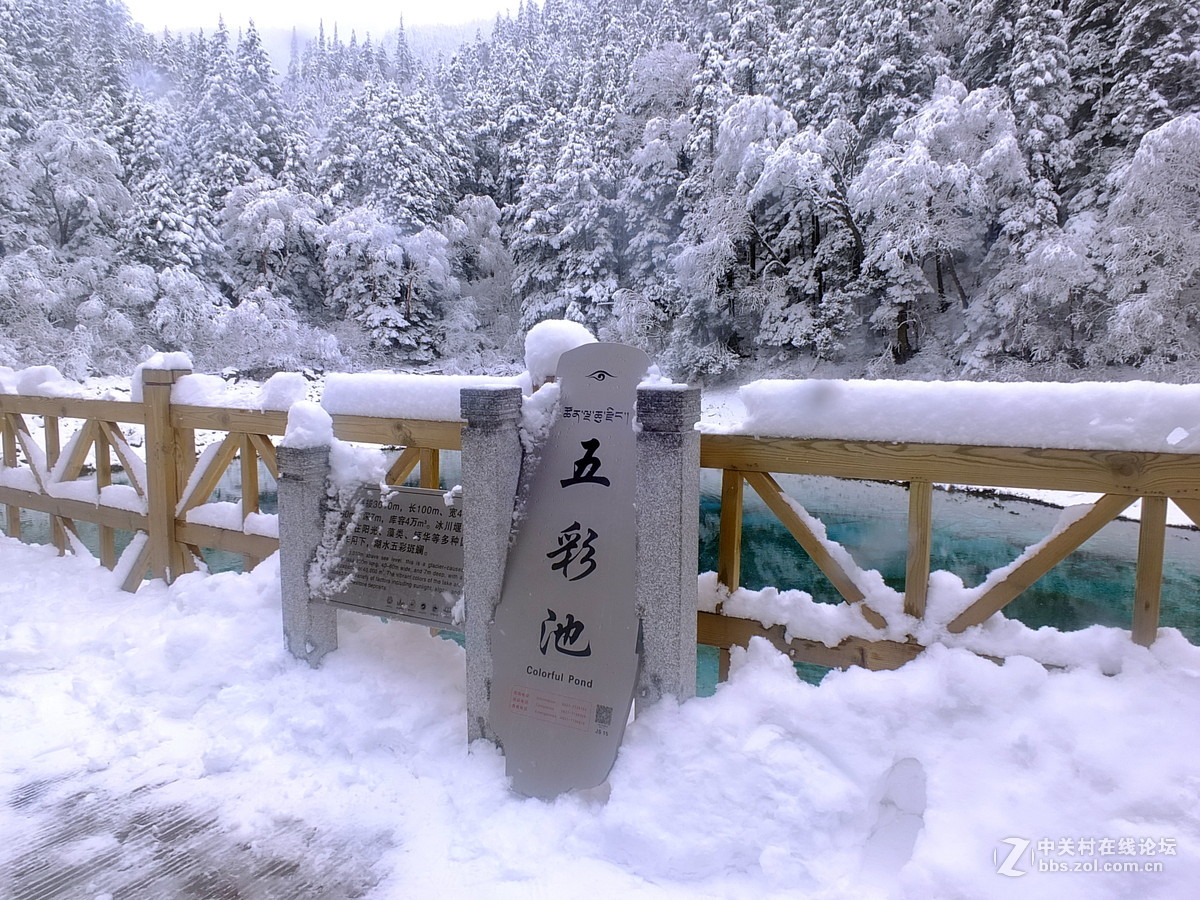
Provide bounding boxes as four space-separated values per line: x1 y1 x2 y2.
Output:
3 371 1196 674
699 433 1200 672
0 368 451 591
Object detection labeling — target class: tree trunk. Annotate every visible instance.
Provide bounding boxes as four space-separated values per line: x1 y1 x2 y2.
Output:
894 302 916 363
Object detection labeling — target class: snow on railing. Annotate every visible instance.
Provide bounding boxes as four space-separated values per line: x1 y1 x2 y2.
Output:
718 378 1200 455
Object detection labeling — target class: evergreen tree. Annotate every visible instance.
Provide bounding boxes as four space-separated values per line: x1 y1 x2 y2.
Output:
1095 114 1200 365
394 17 416 83
121 166 200 269
190 20 254 207
237 21 298 183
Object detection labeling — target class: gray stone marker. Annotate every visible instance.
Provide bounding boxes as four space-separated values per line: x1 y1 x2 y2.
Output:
490 343 649 799
320 485 463 629
278 445 338 666
634 385 701 707
461 386 525 744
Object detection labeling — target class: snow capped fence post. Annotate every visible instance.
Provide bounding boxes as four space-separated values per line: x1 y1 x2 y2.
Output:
635 385 701 708
278 445 338 666
142 366 191 582
460 386 524 744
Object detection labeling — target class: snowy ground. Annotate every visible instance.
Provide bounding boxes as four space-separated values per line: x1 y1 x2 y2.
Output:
3 536 1199 898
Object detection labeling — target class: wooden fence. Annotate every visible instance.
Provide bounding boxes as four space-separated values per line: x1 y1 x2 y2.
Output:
0 368 449 591
2 369 1197 674
700 435 1200 674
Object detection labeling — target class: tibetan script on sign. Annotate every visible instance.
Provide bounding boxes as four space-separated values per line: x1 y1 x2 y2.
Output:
490 343 648 799
323 485 463 629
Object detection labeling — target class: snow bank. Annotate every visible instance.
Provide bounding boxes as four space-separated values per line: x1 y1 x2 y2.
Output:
322 372 522 420
726 379 1200 453
2 539 1198 899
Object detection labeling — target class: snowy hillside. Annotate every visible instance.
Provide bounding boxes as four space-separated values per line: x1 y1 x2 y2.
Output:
0 0 1198 384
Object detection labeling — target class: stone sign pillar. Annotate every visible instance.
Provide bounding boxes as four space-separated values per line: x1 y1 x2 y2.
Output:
278 445 338 666
460 386 525 743
635 385 701 707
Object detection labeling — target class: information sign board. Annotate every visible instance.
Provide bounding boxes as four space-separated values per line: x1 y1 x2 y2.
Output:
323 485 463 630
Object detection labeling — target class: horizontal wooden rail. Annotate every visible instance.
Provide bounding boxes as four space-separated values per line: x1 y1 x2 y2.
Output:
172 404 467 448
0 395 145 425
172 405 288 436
330 415 463 450
0 485 147 532
700 434 1200 498
697 611 925 671
176 522 279 559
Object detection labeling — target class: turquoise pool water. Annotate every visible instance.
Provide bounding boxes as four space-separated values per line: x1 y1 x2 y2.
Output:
699 475 1200 641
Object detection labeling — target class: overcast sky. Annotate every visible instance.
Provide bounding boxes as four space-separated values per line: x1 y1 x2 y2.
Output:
124 0 518 34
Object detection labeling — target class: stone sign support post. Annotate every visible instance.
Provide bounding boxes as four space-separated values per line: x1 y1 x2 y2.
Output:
460 386 524 743
278 445 338 667
635 386 701 708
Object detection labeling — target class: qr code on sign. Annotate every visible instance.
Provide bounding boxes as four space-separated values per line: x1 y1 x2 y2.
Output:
595 705 613 726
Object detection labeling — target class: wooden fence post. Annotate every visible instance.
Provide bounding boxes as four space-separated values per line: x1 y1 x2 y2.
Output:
418 447 440 490
717 469 744 594
1133 496 1167 647
716 469 745 680
95 426 116 569
240 434 260 571
905 480 933 619
44 415 66 554
142 367 190 582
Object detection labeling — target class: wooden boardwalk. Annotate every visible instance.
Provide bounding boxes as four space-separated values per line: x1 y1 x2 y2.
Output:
4 773 385 899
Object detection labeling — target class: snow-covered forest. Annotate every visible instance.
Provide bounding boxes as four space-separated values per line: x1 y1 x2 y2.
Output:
1 0 1198 382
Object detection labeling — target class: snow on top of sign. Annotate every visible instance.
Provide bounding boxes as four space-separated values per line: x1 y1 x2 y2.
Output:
321 372 523 420
524 319 597 385
282 400 333 450
715 378 1200 453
